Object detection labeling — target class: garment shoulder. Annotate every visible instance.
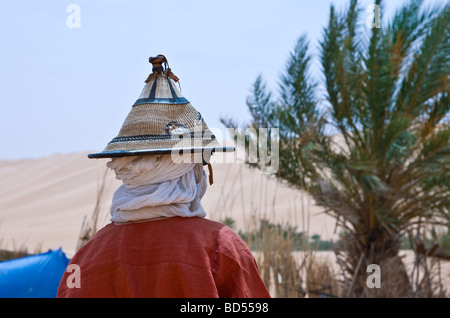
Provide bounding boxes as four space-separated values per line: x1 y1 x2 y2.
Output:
68 223 115 262
214 224 253 260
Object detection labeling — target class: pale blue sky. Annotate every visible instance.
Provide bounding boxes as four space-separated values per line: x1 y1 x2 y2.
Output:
0 0 446 159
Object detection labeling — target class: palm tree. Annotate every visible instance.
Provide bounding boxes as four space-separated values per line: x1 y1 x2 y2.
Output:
233 0 449 297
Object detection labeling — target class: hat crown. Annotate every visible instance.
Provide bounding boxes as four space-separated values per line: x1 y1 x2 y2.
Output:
88 55 233 159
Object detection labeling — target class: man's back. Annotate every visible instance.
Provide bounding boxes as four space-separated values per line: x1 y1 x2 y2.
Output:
57 217 270 298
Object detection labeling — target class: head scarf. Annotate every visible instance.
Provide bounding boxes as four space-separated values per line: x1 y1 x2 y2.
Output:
107 154 207 224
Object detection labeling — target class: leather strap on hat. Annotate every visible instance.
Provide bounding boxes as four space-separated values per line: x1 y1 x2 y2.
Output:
207 163 214 185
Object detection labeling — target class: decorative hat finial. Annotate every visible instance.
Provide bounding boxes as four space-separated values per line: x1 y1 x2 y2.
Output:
146 54 179 83
149 54 167 73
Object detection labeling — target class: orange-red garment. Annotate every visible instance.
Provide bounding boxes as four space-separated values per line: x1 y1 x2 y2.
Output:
57 217 270 298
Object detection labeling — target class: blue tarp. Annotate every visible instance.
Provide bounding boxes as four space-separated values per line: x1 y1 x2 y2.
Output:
0 248 70 298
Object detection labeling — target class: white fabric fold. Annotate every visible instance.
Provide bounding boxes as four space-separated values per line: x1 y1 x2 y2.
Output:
107 155 207 224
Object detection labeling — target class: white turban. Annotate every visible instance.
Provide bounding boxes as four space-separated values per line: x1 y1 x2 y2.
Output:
107 154 208 224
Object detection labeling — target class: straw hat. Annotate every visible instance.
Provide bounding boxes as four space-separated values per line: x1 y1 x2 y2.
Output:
88 55 234 161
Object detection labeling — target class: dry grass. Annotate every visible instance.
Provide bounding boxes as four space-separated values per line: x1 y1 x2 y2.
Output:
253 224 303 297
214 163 342 298
76 166 112 251
0 238 42 262
303 251 341 297
214 163 449 298
253 234 342 298
3 159 446 298
407 235 449 298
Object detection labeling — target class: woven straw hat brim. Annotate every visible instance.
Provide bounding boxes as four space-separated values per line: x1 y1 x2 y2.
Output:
88 146 235 159
88 134 234 159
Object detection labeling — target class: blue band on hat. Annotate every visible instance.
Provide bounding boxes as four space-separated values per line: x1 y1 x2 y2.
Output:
133 75 189 105
133 97 190 105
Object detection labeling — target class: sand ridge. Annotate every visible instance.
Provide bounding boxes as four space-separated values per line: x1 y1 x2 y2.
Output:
0 151 336 256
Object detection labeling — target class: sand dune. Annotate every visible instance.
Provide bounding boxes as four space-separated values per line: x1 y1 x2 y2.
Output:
0 151 336 257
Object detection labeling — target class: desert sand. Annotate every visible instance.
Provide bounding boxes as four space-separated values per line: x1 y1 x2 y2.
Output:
2 151 449 294
0 151 336 257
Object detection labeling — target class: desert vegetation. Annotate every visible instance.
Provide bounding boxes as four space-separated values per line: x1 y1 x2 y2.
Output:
223 0 449 297
1 0 448 299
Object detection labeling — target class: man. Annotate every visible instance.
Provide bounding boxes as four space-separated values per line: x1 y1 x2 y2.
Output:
57 55 270 298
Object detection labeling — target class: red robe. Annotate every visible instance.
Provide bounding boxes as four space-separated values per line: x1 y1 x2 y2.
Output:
57 217 270 298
